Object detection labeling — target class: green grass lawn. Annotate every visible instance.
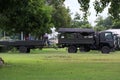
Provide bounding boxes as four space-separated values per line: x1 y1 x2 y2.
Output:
0 48 120 80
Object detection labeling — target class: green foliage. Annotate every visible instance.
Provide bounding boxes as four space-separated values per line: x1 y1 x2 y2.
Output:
94 25 106 31
108 0 120 20
94 16 113 31
103 17 113 28
112 20 120 29
77 0 120 20
47 0 71 30
46 0 65 6
71 13 92 28
53 6 71 30
78 0 90 19
95 15 120 31
0 0 53 36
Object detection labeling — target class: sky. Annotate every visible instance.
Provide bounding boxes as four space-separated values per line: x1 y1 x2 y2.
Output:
64 0 109 26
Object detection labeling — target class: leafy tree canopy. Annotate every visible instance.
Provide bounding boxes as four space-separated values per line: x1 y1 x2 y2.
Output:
71 12 92 29
46 0 71 30
0 0 53 36
112 20 120 29
95 16 113 29
77 0 120 20
94 16 120 31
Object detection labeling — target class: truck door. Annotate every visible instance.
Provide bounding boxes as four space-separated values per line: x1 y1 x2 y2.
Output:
100 32 114 48
100 32 114 53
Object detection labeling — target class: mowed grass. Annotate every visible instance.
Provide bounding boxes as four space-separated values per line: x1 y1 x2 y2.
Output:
0 48 120 80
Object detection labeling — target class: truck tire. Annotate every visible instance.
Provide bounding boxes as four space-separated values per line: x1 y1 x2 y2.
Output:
101 46 110 54
19 46 28 53
68 46 77 53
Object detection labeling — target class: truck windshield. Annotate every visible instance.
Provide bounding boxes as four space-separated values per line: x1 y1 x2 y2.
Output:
105 32 113 41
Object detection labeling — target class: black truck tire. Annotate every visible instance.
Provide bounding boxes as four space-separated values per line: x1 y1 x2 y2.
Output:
101 46 110 54
68 46 77 53
19 46 28 53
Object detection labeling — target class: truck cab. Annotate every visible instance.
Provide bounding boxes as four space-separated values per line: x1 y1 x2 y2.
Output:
98 31 114 53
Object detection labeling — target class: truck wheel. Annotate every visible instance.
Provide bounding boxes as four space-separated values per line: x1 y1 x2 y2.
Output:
19 46 28 53
101 46 110 54
68 46 77 53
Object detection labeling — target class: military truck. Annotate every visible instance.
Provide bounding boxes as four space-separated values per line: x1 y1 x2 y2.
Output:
58 28 116 53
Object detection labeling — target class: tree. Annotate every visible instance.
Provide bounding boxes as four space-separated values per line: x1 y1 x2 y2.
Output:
112 20 120 29
0 0 53 38
94 25 106 31
77 0 120 20
71 12 92 29
103 16 113 28
47 0 71 30
94 16 113 31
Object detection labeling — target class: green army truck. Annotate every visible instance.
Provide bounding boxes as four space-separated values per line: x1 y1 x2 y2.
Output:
58 28 117 53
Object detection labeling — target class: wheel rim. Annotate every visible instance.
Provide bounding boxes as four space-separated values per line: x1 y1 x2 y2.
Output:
68 46 77 53
102 46 110 53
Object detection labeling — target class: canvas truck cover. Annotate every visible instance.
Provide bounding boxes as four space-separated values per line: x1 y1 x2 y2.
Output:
58 28 95 33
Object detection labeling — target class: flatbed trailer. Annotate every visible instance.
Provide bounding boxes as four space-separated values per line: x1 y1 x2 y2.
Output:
0 40 45 53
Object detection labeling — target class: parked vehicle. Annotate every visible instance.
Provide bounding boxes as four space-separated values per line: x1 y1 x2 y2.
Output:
58 28 119 53
0 28 119 54
0 40 45 53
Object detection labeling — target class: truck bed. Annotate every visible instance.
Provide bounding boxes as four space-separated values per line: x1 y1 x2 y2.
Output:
0 40 45 46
